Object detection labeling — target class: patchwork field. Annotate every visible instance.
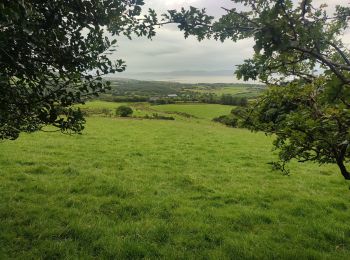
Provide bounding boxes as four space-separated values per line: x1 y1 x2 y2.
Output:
186 85 264 98
0 101 349 259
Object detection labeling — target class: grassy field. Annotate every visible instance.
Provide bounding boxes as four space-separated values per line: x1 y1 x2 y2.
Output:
152 103 234 119
189 86 251 95
1 101 350 259
78 101 149 118
186 85 264 98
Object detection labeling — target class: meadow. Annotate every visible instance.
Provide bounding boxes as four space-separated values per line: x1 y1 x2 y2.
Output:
100 79 264 103
188 86 252 95
152 103 235 119
1 101 350 259
185 85 264 99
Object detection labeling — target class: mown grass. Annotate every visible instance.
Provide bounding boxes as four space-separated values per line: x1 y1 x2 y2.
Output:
1 102 350 259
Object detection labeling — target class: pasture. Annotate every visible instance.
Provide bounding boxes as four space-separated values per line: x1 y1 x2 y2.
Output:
152 103 235 119
0 101 349 259
189 86 251 95
186 85 264 98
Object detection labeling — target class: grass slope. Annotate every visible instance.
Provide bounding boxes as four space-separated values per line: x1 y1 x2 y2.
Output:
152 103 234 119
0 102 350 259
78 101 149 118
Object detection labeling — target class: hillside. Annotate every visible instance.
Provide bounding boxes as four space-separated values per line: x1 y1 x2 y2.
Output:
102 78 264 99
0 101 349 259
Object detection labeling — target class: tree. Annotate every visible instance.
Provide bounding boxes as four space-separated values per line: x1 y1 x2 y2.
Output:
161 1 350 179
232 78 350 179
212 114 238 127
0 0 157 140
116 105 133 117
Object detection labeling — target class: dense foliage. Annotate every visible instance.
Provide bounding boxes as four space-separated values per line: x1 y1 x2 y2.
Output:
163 0 350 179
233 78 350 179
116 106 133 117
212 115 238 127
0 0 157 139
220 95 248 106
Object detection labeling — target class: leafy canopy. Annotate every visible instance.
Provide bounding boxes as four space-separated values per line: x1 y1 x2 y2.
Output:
234 78 350 179
0 0 157 140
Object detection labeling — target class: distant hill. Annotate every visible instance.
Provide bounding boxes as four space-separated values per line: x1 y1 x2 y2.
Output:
103 78 265 97
121 70 234 77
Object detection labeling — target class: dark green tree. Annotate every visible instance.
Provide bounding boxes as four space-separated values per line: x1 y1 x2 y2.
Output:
161 1 350 179
0 0 157 139
116 105 133 117
233 78 350 179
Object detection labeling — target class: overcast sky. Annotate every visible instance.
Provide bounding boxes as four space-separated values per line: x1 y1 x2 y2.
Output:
110 0 350 83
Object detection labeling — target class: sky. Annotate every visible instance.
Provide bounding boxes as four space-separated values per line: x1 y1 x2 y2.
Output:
109 0 350 83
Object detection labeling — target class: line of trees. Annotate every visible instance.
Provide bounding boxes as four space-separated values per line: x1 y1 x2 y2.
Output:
98 92 249 106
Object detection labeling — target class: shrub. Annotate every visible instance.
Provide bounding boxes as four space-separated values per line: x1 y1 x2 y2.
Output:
149 99 176 105
220 95 248 106
101 108 111 116
116 106 133 117
212 115 238 127
152 113 175 120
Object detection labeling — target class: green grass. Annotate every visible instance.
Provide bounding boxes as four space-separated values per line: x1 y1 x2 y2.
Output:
1 101 350 259
78 100 129 110
77 101 149 117
191 86 250 95
152 103 234 119
187 85 264 98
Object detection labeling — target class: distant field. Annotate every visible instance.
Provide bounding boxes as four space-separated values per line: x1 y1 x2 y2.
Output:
153 103 234 119
104 78 265 100
1 101 349 259
79 101 234 120
77 100 128 111
189 86 249 94
187 85 264 98
77 101 149 117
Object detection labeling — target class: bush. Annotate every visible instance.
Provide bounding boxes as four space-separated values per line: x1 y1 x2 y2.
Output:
101 108 111 116
220 94 248 106
212 115 238 127
152 113 175 120
116 106 133 117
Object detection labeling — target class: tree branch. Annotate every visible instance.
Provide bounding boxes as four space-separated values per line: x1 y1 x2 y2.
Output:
327 41 350 66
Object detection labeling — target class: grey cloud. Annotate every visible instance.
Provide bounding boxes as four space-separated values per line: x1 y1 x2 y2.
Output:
114 27 253 72
142 47 184 56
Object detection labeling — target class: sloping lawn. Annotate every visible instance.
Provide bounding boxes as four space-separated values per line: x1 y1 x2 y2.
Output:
0 109 349 259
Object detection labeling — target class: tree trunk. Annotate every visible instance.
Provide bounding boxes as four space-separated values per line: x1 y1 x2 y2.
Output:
336 158 350 180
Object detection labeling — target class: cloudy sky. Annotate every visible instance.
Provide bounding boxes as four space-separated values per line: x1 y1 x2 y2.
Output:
110 0 350 83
